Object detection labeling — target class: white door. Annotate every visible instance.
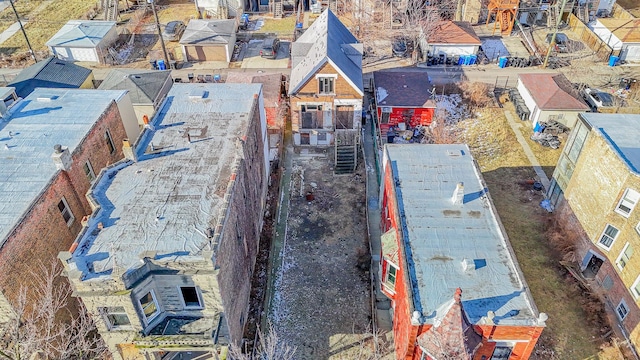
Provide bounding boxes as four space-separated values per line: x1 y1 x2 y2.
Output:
69 47 98 62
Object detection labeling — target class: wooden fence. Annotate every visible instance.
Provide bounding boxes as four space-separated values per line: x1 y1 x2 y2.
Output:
568 14 615 61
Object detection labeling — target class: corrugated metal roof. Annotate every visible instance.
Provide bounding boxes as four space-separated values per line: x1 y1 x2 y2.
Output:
289 9 363 96
0 88 128 244
180 19 236 45
580 113 640 175
98 69 172 105
46 20 116 48
384 144 538 325
71 83 263 280
519 73 589 111
8 57 92 98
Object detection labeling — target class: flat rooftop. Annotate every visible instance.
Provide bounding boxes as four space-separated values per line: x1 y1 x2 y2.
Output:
581 113 640 175
385 144 537 325
72 83 262 280
0 88 127 243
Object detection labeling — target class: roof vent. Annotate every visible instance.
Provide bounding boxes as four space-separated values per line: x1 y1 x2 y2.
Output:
51 145 72 171
447 150 461 156
37 95 58 102
188 89 207 99
53 144 63 154
461 258 475 272
451 182 464 205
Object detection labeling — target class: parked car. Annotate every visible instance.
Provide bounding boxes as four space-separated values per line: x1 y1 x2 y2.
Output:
162 21 186 41
545 32 569 53
260 38 280 59
582 88 615 110
392 37 408 57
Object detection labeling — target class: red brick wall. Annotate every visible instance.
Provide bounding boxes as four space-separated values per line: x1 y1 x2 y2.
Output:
473 325 544 360
0 101 128 307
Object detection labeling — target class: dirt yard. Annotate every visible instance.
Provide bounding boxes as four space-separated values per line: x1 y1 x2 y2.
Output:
269 149 373 359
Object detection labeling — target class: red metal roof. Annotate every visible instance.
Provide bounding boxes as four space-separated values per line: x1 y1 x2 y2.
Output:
518 73 589 111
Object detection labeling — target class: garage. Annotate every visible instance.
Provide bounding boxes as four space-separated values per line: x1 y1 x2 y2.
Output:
420 20 481 60
46 20 117 64
180 19 236 63
183 45 228 62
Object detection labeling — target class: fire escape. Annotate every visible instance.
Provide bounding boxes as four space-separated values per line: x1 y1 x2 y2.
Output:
487 0 520 36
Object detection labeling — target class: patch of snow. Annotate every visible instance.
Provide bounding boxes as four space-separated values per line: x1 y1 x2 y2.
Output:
376 87 388 103
435 94 469 125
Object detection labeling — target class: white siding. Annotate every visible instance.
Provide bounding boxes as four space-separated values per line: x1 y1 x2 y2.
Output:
429 44 478 56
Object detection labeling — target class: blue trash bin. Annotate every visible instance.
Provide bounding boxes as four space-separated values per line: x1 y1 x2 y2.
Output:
469 55 477 65
157 59 166 70
457 56 464 65
498 56 508 68
609 55 620 67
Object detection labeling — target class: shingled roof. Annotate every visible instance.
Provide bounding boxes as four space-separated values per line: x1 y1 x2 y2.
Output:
289 9 363 96
180 19 236 45
98 69 171 105
518 73 589 111
374 70 436 108
46 20 116 48
428 21 482 45
8 57 92 98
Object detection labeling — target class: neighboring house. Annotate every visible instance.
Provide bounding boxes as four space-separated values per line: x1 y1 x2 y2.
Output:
59 83 268 360
548 113 640 351
180 20 237 62
46 20 118 63
98 69 173 129
194 0 242 19
516 73 590 129
7 57 94 98
0 88 138 330
590 18 640 62
373 70 436 135
289 9 363 151
226 71 285 161
380 144 546 360
420 20 482 59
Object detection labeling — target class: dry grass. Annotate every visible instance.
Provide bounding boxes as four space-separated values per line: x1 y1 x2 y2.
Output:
0 0 48 34
2 0 97 51
458 108 604 359
255 15 297 35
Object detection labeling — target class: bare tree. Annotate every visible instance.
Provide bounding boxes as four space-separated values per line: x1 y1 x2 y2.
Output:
229 323 296 360
0 263 107 360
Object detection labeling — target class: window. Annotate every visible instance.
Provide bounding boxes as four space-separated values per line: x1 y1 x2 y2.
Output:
602 275 614 291
631 276 640 299
384 263 397 288
317 132 327 141
616 299 629 320
616 189 640 218
318 77 335 94
180 287 203 309
100 306 131 330
598 224 620 250
300 105 324 129
491 346 513 360
83 161 96 183
105 130 115 154
139 290 160 321
616 243 634 270
58 198 74 226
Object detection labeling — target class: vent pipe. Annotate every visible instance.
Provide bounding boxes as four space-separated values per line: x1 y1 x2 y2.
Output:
451 182 464 205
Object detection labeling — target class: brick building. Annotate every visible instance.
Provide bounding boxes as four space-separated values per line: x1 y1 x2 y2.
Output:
548 113 640 353
59 83 268 359
0 88 138 321
380 144 546 360
289 9 363 148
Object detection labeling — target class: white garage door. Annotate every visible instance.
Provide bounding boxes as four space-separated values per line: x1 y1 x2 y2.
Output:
69 47 98 62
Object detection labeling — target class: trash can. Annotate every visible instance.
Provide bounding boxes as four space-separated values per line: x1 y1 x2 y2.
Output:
469 55 477 65
498 56 508 68
609 55 620 67
157 59 166 70
457 56 464 65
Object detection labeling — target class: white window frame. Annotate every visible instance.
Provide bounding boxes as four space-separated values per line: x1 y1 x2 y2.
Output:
616 242 633 271
105 130 116 154
631 275 640 299
598 224 620 251
58 197 74 227
178 286 204 310
616 299 629 321
100 306 132 331
382 259 398 293
615 188 640 218
138 289 161 323
83 160 96 183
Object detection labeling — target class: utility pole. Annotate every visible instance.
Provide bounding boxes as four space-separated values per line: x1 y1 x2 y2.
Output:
9 0 37 63
149 0 170 68
542 0 568 68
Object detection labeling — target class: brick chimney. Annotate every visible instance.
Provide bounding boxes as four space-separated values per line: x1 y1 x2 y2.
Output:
51 144 72 171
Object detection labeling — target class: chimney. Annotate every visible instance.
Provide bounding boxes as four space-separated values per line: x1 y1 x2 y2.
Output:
461 258 475 272
122 139 137 162
451 182 464 205
51 144 72 171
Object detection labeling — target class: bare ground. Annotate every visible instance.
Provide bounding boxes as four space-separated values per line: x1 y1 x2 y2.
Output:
269 150 373 359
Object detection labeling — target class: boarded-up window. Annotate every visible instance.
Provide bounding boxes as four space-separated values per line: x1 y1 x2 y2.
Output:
335 105 354 129
301 105 323 129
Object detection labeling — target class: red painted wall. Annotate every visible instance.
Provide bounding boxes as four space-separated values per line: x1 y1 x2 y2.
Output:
377 106 435 130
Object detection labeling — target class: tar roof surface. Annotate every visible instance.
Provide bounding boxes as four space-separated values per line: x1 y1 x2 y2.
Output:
385 144 537 325
98 69 172 105
289 9 363 95
46 20 116 47
519 73 589 111
0 88 127 243
581 113 640 175
72 83 262 280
